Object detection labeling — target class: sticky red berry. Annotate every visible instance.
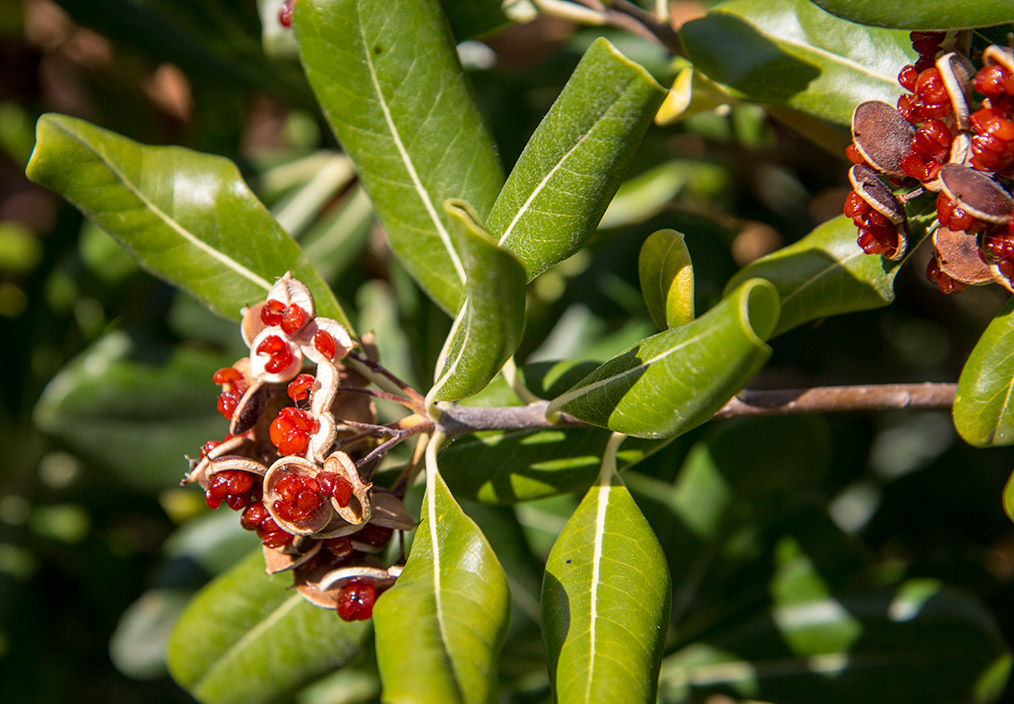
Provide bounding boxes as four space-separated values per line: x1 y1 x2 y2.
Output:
281 304 308 335
915 68 948 106
217 391 240 420
314 329 336 360
337 579 376 621
843 190 867 219
261 299 286 326
287 374 315 402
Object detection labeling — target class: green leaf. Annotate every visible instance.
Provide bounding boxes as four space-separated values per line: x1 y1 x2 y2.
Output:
542 449 671 704
954 297 1014 447
486 37 666 280
167 550 369 704
438 0 512 40
547 279 780 439
639 229 694 330
429 200 527 402
724 214 921 337
294 0 504 314
373 448 510 704
440 427 669 503
659 579 1011 704
806 0 1014 30
33 332 229 490
682 0 912 127
26 113 347 326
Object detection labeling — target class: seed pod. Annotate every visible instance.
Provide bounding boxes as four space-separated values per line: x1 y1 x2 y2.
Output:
939 164 1014 225
933 226 994 286
183 434 253 488
262 537 321 575
369 490 416 531
267 272 316 325
317 564 401 593
263 456 334 535
249 328 303 383
240 301 267 348
848 164 909 259
949 132 971 167
983 45 1014 75
229 378 268 435
936 52 974 131
322 451 372 526
851 101 916 176
293 559 397 609
301 317 355 364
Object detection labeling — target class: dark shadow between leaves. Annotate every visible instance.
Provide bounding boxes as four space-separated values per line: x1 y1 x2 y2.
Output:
540 570 570 684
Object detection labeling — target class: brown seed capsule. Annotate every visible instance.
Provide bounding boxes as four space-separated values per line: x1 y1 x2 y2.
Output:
851 101 916 177
932 226 994 286
936 52 974 131
938 163 1014 225
848 164 910 259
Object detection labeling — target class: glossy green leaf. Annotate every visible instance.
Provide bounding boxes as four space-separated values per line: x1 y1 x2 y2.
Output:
725 214 924 337
682 0 912 127
807 0 1014 30
547 279 780 439
33 332 230 490
374 452 510 704
542 451 671 703
438 0 512 39
294 0 504 313
168 550 369 704
659 579 1011 704
954 297 1014 447
639 229 694 330
486 37 666 280
429 200 527 402
440 427 669 503
26 113 347 325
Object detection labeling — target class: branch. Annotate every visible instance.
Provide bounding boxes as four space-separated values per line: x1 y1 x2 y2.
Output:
437 383 958 437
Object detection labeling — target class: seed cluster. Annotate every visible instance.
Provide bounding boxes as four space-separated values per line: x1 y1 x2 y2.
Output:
183 274 409 621
846 32 1014 294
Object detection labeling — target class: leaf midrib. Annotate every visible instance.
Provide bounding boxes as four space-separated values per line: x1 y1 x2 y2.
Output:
355 8 466 285
52 119 273 293
194 593 302 692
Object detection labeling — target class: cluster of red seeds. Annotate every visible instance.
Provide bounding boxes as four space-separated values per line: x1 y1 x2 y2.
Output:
844 190 898 255
846 32 1014 294
272 468 355 523
204 469 259 511
212 367 247 421
269 407 319 455
337 579 378 621
240 502 294 548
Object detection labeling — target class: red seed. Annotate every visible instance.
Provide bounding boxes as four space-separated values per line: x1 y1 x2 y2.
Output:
288 374 315 402
314 329 336 360
926 257 941 284
261 299 286 326
843 190 867 219
241 503 269 530
915 68 948 106
212 367 243 385
975 65 1010 99
200 440 221 459
281 304 308 335
325 536 354 558
217 391 240 420
278 0 294 27
337 579 376 621
898 65 918 92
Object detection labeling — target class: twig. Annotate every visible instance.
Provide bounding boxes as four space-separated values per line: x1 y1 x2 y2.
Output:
346 351 426 408
356 418 435 481
437 382 958 437
712 383 957 418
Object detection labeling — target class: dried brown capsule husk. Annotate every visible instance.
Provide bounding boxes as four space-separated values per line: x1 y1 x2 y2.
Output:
983 44 1014 75
183 434 256 488
933 226 994 286
848 164 910 259
939 164 1014 225
851 100 916 176
936 51 974 131
322 451 372 526
262 536 322 575
229 377 268 435
292 555 396 609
